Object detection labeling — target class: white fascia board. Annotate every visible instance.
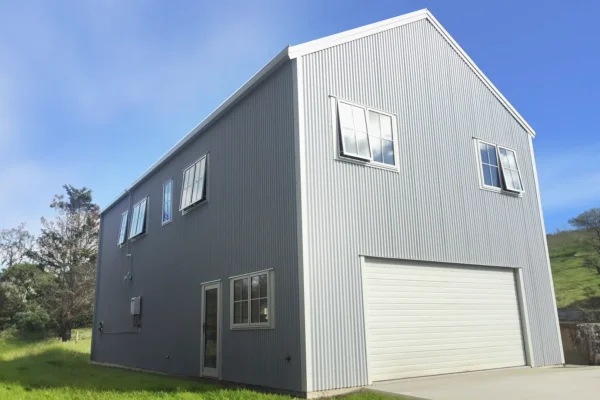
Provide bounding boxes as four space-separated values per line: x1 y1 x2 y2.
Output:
101 46 291 214
288 9 536 138
288 9 429 59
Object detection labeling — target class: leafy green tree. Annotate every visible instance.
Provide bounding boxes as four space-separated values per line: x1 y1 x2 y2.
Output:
29 185 99 341
0 223 34 268
569 208 600 275
0 263 56 331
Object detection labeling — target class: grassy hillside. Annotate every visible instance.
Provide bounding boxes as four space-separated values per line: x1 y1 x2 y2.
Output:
0 329 394 400
547 230 600 308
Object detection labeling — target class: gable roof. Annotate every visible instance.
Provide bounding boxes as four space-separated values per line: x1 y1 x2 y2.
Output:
101 9 534 214
287 9 535 137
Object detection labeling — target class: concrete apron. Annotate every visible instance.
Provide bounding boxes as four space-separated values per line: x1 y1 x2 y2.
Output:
366 366 600 400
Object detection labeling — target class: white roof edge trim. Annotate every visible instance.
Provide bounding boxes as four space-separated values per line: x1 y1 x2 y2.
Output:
288 9 536 138
101 46 291 214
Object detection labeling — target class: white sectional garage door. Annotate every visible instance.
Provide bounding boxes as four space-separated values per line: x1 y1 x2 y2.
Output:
363 258 526 382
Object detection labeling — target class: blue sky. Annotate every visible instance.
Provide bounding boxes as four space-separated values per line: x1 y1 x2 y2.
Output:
0 0 598 234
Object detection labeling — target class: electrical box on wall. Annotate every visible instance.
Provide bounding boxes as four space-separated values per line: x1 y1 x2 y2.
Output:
130 296 141 315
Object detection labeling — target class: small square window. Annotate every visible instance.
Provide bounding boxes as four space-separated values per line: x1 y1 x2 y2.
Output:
230 270 273 329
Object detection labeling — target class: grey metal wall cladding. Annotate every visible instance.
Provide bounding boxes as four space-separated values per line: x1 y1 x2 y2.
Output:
92 62 302 392
301 19 562 391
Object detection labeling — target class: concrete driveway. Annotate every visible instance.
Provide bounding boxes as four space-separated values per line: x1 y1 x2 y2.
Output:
368 366 600 400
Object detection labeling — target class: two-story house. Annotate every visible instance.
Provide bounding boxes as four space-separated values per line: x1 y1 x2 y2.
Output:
91 9 564 398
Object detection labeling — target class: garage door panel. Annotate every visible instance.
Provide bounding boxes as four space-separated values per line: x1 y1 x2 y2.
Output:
372 334 519 353
364 278 516 290
365 302 521 313
373 360 523 381
370 338 524 353
372 349 525 368
366 265 515 279
363 259 526 382
368 329 522 344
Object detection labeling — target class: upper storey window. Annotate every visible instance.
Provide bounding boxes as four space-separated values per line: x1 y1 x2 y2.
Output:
477 140 523 193
180 155 208 212
336 99 398 169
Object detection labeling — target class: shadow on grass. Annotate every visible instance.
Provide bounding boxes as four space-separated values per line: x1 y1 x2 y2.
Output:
567 296 600 309
0 347 219 394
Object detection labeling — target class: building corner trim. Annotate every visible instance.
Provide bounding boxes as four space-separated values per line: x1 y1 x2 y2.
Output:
528 136 565 364
292 56 312 393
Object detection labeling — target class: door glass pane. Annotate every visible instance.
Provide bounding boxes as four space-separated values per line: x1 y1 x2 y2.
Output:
203 288 218 369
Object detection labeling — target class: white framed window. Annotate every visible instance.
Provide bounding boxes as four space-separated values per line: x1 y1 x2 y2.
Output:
230 270 273 329
180 155 207 212
335 98 398 169
498 147 524 192
129 197 148 239
162 179 173 225
477 140 524 193
118 211 128 245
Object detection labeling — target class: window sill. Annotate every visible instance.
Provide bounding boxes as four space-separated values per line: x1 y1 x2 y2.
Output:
161 219 172 226
335 156 399 173
480 186 523 197
230 324 273 331
181 199 208 215
129 232 147 242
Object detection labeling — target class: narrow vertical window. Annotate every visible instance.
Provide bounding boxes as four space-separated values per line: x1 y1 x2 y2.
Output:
129 197 148 239
118 211 128 245
162 180 173 225
180 155 208 211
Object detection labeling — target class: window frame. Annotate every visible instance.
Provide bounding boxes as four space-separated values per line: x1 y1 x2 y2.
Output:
129 197 149 240
497 146 525 193
475 139 524 195
179 154 209 214
162 179 173 225
331 97 400 171
117 210 128 246
229 269 274 330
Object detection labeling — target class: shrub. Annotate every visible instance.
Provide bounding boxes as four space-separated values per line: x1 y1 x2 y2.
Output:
14 304 51 333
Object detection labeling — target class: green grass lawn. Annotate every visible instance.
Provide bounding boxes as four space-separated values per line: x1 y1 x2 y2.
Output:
547 230 600 308
0 329 396 400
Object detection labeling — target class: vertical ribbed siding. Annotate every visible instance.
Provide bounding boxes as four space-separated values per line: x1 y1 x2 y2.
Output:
93 62 302 392
301 19 562 391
